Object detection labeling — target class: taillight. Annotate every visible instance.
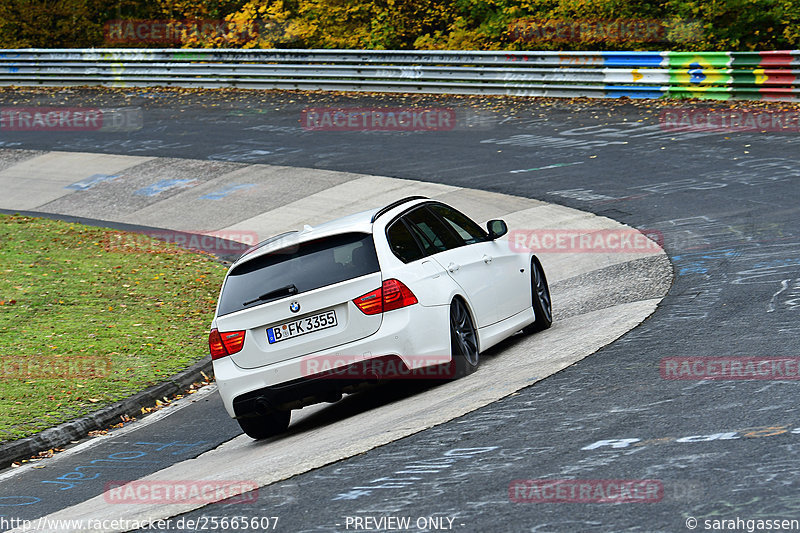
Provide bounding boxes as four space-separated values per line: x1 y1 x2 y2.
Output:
354 287 383 315
209 328 246 360
381 279 418 312
353 279 418 315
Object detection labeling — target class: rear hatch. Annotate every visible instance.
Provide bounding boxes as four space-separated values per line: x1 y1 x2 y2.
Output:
215 232 382 369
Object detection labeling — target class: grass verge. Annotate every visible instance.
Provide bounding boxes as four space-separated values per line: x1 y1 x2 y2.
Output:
0 214 228 442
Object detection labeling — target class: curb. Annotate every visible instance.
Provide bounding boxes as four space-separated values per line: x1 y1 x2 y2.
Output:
0 356 213 469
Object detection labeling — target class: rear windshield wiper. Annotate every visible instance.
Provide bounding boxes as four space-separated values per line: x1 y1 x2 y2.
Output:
243 284 298 307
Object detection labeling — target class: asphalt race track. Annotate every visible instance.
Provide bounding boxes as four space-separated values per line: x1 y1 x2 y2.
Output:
1 89 800 532
0 147 669 530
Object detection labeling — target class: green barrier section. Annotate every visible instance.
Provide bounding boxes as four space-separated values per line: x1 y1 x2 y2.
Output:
667 86 733 100
667 51 732 69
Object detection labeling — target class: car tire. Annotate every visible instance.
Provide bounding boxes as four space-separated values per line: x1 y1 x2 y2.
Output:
523 257 553 334
237 409 291 439
450 298 480 378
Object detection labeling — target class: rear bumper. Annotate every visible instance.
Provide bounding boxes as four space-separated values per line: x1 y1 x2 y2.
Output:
231 355 399 417
213 304 450 418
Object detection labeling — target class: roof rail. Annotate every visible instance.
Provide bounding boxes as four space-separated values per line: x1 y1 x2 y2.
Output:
371 196 428 223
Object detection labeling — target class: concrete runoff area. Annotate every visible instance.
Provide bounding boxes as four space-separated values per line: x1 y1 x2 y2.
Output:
0 152 152 211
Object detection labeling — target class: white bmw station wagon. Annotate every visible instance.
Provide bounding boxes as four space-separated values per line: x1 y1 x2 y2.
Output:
208 196 552 438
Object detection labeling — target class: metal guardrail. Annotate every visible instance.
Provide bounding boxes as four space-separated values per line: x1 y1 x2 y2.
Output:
1 48 798 100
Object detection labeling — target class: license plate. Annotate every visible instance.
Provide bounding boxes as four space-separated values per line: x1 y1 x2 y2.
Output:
267 310 337 344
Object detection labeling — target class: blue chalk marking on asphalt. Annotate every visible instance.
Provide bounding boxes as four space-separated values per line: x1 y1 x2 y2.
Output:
37 440 210 492
672 249 739 275
133 440 209 454
65 174 121 191
509 162 584 174
0 496 41 507
200 183 256 200
752 257 800 269
134 179 197 197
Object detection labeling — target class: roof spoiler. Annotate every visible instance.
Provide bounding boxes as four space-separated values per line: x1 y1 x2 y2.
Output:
371 196 428 223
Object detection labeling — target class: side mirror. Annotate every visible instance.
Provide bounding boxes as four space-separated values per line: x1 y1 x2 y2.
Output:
487 219 508 240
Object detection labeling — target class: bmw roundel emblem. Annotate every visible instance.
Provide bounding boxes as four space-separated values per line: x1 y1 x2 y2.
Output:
289 301 300 313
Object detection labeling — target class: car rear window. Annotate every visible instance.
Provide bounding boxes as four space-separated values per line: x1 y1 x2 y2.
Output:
218 232 379 316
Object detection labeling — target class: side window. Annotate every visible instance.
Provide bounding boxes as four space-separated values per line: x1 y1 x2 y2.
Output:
405 207 462 253
406 222 436 256
386 220 425 263
429 204 488 245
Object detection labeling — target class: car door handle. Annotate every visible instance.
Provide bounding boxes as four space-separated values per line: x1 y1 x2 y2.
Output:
483 255 493 264
447 262 460 273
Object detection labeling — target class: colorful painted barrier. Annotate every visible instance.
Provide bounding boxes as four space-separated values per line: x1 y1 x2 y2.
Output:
0 49 798 101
